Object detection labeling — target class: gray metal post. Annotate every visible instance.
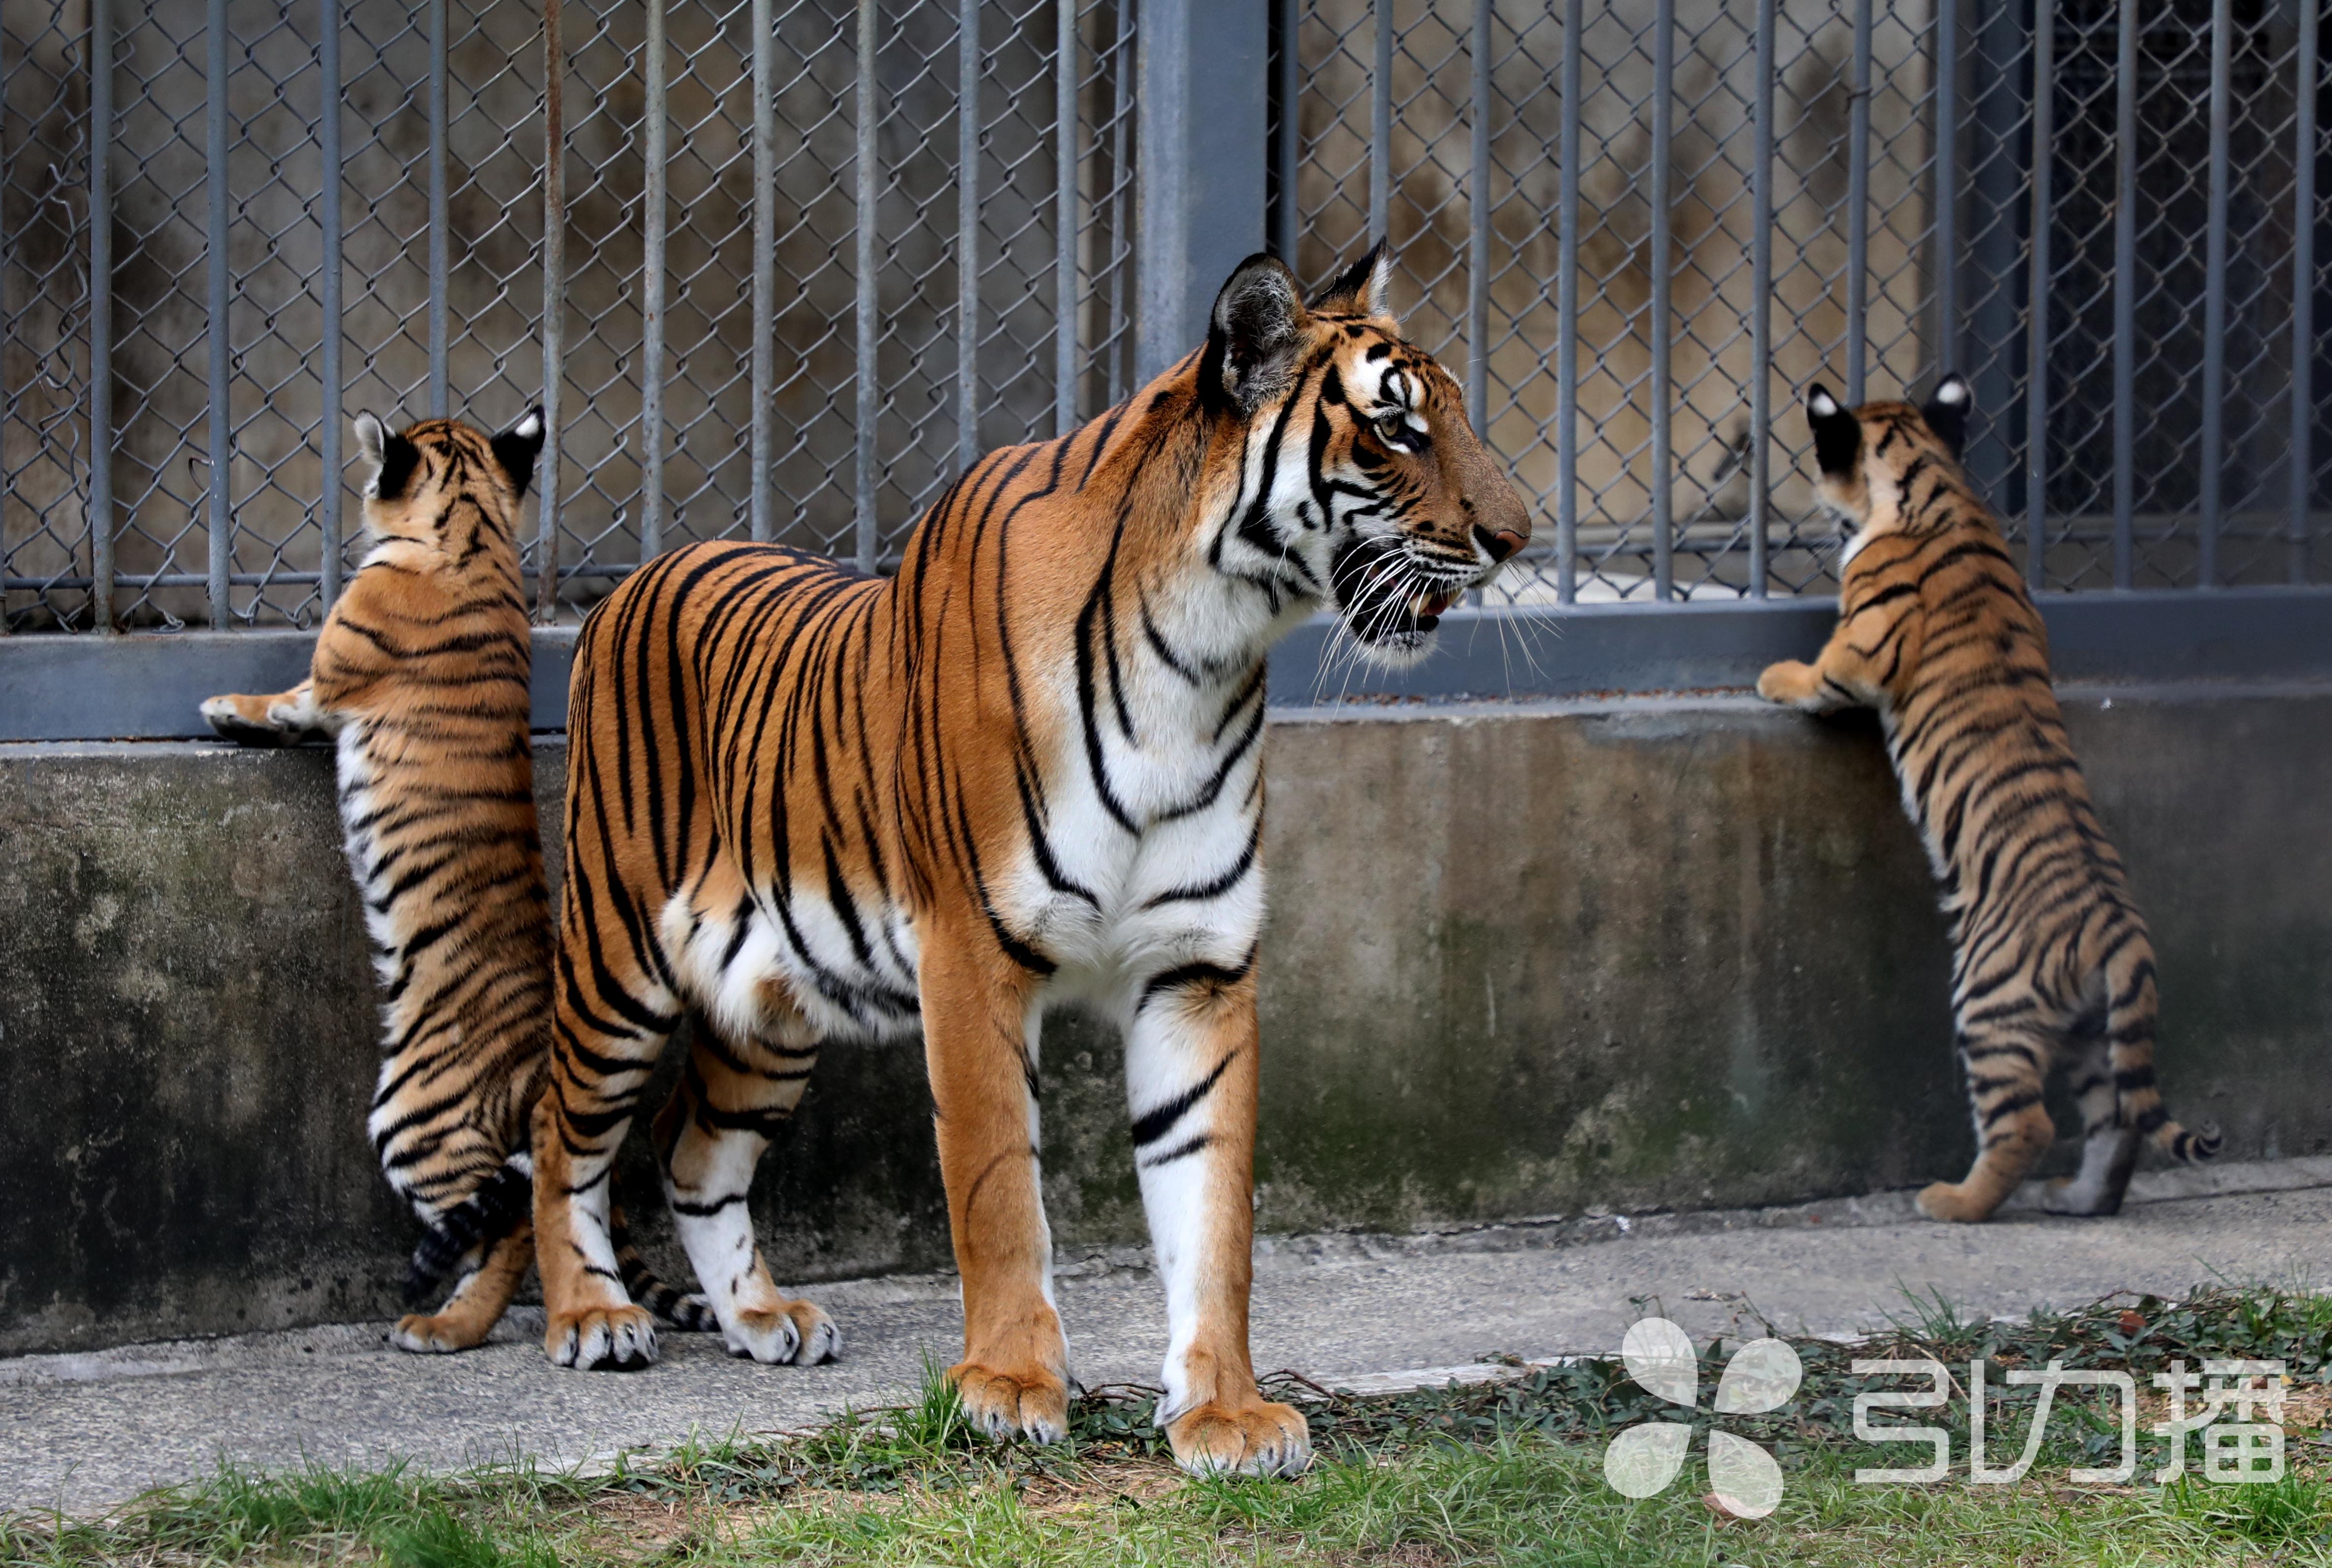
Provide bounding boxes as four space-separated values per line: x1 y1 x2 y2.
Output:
750 0 773 541
855 0 878 571
207 0 231 629
1555 0 1580 603
2293 0 2319 585
1933 0 1957 375
2199 0 2231 588
1467 0 1489 435
2025 0 2053 591
1134 0 1267 383
1055 0 1077 438
88 0 114 631
958 0 980 473
1278 0 1300 260
1650 0 1674 600
536 0 565 621
319 0 343 607
1845 0 1871 405
1750 0 1774 598
2112 0 2135 588
428 0 448 417
639 0 666 562
1369 0 1390 247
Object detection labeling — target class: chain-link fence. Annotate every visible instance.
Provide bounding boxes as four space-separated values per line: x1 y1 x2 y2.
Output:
5 0 2327 635
1274 0 2331 600
2 0 1136 631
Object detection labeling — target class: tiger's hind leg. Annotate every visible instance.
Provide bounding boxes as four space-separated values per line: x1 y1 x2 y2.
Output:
2041 1017 2141 1217
199 678 334 746
1917 1019 2058 1224
650 1008 837 1365
393 1222 534 1352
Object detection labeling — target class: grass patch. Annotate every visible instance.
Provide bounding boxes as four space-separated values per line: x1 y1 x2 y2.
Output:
11 1288 2332 1566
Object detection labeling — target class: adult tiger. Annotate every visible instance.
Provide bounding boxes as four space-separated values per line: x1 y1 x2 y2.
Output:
200 410 708 1350
1759 378 2218 1223
534 246 1530 1476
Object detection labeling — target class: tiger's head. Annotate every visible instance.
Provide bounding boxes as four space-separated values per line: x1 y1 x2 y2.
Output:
351 409 546 548
1804 375 1971 547
1199 245 1531 665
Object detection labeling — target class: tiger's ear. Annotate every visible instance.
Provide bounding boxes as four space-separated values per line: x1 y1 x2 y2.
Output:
1921 374 1970 458
1806 383 1861 480
1308 240 1392 319
1206 254 1306 416
491 408 547 500
356 411 421 500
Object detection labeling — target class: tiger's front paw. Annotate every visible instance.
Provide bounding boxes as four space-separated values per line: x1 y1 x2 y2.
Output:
391 1309 493 1355
723 1298 841 1365
948 1360 1069 1445
1756 660 1817 706
1165 1398 1313 1477
545 1304 659 1370
200 694 292 747
1914 1180 1997 1224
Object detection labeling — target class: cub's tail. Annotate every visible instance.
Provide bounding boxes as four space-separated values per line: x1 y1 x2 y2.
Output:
402 1154 715 1331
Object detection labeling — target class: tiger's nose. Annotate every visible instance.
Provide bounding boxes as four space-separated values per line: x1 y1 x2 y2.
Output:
1473 525 1526 563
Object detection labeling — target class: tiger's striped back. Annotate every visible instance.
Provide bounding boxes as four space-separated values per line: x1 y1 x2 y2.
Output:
1759 378 2217 1223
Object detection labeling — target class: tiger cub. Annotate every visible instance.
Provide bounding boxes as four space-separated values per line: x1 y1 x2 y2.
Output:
1758 377 2218 1223
201 411 706 1348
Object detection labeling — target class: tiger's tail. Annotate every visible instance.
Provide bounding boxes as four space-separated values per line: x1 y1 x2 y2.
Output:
402 1154 715 1331
2105 943 2221 1164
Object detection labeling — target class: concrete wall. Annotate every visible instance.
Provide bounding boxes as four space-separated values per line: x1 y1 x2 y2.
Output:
3 685 2327 1354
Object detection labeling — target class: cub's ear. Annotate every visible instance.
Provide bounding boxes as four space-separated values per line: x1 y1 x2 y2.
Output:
1921 373 1971 458
1806 383 1861 480
491 408 547 499
1206 254 1306 416
1308 239 1392 319
356 412 421 500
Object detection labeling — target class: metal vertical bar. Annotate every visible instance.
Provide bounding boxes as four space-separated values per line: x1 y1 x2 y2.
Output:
2200 0 2230 588
2292 0 2318 584
2024 0 2053 591
854 0 878 572
319 0 343 607
1370 0 1390 247
1279 0 1299 260
427 0 447 417
957 0 979 473
1467 0 1489 436
1555 0 1580 604
1934 0 1957 374
536 0 564 620
2111 0 2136 588
1105 1 1131 399
206 0 231 629
1750 0 1774 599
638 0 666 563
1650 0 1674 601
1055 0 1076 437
87 0 114 632
749 0 773 541
1845 0 1872 405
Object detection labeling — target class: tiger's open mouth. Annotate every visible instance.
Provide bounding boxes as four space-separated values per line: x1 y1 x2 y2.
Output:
1329 538 1474 656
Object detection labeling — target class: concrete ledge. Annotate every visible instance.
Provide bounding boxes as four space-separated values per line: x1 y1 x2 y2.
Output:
5 587 2329 739
3 685 2328 1353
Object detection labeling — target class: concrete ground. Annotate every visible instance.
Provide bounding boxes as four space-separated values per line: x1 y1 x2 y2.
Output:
10 1158 2332 1516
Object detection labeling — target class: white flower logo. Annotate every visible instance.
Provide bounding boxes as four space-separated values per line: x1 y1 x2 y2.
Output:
1600 1317 1804 1518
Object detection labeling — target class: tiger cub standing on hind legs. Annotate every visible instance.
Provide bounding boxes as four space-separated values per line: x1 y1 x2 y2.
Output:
1758 377 2218 1223
534 244 1531 1475
200 409 708 1349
